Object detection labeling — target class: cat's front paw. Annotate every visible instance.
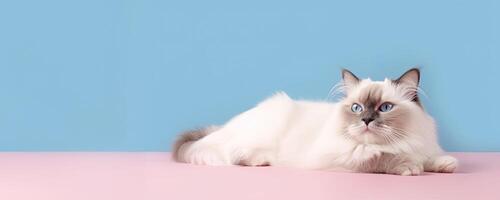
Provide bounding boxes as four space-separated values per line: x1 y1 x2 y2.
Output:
388 163 423 176
352 144 382 162
425 155 458 173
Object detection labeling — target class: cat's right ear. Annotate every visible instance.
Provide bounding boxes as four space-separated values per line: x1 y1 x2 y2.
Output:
342 69 360 92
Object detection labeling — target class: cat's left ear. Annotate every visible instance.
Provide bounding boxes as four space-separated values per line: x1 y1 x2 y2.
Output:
394 68 420 88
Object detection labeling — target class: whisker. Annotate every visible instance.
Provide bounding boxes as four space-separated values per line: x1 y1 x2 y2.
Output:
325 82 346 101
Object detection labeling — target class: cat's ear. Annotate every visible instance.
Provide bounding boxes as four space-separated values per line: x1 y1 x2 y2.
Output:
342 69 360 91
394 68 420 87
394 68 421 104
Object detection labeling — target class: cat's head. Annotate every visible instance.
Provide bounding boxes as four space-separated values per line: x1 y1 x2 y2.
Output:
339 68 425 144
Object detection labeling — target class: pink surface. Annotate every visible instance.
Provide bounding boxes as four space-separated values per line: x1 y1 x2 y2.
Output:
1 153 499 200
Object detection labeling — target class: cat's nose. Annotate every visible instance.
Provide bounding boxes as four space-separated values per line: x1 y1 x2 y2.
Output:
362 118 374 125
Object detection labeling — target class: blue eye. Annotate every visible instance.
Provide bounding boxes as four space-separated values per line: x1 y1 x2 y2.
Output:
351 103 363 113
379 102 394 112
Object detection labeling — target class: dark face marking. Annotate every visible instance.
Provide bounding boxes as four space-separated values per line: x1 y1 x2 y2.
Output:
357 85 383 125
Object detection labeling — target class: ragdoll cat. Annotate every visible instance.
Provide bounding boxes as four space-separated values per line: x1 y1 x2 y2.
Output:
172 68 458 175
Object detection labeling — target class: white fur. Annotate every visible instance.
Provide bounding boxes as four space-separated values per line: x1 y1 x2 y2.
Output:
178 77 457 175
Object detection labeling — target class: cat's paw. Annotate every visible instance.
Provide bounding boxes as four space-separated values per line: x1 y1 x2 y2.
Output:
352 144 382 162
425 155 458 173
388 163 423 176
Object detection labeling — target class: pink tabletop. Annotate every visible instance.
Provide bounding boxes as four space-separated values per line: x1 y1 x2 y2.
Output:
1 152 499 200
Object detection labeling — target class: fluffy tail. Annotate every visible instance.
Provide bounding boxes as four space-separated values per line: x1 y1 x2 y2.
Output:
172 126 219 162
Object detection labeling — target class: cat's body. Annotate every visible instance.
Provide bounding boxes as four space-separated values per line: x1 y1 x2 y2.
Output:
173 68 458 175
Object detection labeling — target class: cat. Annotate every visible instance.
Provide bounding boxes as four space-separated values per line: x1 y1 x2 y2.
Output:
172 68 458 175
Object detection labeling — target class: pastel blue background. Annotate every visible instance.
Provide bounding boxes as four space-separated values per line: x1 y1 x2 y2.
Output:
1 0 498 151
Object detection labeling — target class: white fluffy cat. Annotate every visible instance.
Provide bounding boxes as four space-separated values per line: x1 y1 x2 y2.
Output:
173 68 458 175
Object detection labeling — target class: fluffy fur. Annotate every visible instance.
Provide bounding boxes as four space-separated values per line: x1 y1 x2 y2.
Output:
173 68 458 175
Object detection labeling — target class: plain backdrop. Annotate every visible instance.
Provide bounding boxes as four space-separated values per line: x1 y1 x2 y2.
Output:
0 0 498 151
